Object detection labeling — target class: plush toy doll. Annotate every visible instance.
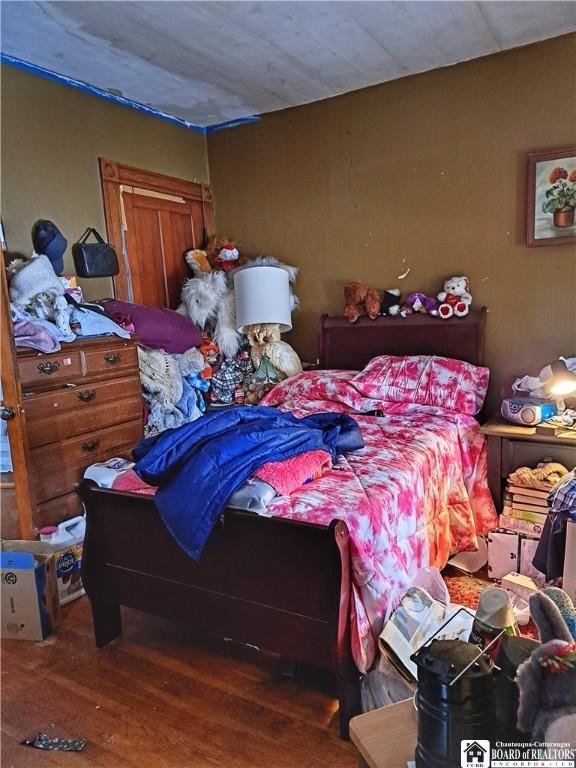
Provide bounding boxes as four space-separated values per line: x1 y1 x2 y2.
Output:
437 276 472 319
516 591 576 746
184 249 212 277
215 242 240 272
400 291 439 317
380 289 402 316
198 338 221 380
205 235 232 268
178 270 240 359
343 282 381 323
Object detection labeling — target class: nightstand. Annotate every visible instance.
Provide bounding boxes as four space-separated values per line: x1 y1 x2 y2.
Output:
480 415 576 510
350 699 416 768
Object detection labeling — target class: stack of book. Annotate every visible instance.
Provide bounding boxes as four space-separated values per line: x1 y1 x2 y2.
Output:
500 484 549 537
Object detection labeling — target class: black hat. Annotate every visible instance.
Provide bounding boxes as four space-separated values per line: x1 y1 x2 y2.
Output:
31 220 67 275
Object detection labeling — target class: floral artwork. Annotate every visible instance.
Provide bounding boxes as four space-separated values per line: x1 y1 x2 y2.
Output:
527 148 576 246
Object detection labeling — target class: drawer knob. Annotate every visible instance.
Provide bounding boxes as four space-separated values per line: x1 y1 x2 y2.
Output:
104 353 120 365
37 361 60 375
77 389 96 403
81 439 100 452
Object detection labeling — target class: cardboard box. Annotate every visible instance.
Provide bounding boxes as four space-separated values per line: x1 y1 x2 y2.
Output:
1 541 62 641
501 572 539 602
563 521 576 604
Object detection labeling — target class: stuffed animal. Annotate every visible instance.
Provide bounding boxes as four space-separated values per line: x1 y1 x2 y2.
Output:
381 289 402 316
400 291 439 317
344 282 381 323
205 235 232 268
215 242 240 272
178 271 240 359
199 338 220 380
516 591 576 746
437 276 472 319
542 587 576 640
245 323 302 379
184 249 212 277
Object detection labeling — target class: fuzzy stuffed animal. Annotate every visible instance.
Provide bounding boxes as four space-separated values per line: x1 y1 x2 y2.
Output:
437 276 472 319
245 323 302 379
400 291 439 317
381 289 402 316
344 282 381 323
184 249 212 277
516 591 576 746
178 270 240 359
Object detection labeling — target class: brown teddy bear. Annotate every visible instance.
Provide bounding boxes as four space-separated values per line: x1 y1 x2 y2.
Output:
343 282 382 323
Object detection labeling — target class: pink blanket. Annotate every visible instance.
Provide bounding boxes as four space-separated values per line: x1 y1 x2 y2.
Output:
253 450 332 496
261 371 498 673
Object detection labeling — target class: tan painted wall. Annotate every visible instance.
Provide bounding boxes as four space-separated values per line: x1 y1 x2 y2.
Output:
1 65 209 299
209 35 576 408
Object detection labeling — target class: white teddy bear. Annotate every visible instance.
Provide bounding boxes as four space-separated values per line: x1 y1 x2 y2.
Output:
437 276 472 319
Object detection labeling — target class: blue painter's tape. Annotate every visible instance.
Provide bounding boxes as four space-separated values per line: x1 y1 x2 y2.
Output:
206 115 261 133
0 53 208 135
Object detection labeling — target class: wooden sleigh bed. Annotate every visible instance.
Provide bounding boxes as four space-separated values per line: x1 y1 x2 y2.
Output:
78 308 487 739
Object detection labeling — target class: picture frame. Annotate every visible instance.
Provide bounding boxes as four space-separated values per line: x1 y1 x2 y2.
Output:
526 147 576 247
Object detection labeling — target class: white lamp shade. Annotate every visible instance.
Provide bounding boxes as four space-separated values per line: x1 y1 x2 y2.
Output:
234 266 292 333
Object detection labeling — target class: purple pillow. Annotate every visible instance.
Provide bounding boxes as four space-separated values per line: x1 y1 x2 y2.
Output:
102 299 201 353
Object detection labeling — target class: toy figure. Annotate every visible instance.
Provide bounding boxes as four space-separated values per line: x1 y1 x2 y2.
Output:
343 282 381 323
437 276 472 319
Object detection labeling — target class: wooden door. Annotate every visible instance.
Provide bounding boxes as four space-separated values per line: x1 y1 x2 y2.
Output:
100 159 214 309
0 262 36 539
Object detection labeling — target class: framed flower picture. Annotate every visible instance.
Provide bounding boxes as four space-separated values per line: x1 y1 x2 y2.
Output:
527 147 576 247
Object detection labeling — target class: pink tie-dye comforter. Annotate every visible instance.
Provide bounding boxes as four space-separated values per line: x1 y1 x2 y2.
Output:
261 370 497 672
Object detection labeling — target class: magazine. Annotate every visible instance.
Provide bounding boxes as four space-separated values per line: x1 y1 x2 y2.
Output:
379 587 475 680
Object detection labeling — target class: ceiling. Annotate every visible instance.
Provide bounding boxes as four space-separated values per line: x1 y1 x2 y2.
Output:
2 1 575 131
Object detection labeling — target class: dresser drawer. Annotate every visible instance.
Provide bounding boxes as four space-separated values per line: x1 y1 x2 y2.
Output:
27 395 143 448
36 492 85 532
18 350 83 388
83 343 138 377
24 376 142 419
30 419 143 503
503 439 576 475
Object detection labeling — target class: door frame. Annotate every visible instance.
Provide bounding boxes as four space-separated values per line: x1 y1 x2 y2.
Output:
99 158 214 302
1 261 36 538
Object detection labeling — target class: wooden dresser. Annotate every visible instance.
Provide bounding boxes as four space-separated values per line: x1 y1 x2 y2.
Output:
17 336 143 531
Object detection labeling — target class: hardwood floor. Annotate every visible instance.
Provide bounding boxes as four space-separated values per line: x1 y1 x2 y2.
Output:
1 598 356 767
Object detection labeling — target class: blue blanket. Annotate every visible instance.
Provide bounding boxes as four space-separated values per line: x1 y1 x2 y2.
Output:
133 405 363 559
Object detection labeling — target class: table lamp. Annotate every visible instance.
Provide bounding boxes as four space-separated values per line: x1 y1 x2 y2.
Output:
547 359 576 413
233 266 302 396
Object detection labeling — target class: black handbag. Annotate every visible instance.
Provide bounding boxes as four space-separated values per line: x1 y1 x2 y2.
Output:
72 227 119 278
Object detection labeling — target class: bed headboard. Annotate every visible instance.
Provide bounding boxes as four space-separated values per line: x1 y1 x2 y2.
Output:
318 308 487 369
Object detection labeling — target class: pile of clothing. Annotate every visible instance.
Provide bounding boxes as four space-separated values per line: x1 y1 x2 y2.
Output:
534 468 576 581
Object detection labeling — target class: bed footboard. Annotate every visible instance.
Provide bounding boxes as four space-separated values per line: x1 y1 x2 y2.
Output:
78 481 360 737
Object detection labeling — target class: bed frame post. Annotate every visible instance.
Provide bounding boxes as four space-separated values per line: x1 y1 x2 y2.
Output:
80 481 122 647
331 520 362 738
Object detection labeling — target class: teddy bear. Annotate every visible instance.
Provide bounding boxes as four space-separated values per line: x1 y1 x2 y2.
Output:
437 276 472 319
344 282 381 323
380 289 402 316
516 591 576 746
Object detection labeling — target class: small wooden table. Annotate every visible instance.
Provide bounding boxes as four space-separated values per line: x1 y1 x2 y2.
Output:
480 414 576 510
350 699 417 768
